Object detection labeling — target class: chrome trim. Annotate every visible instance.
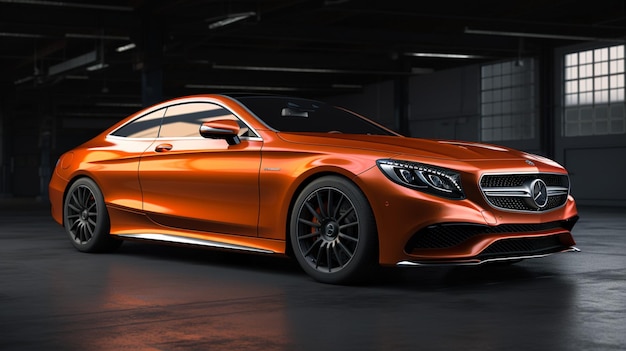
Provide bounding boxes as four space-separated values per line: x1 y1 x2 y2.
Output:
107 135 156 141
107 97 263 141
396 246 580 267
106 135 263 142
117 233 276 254
482 186 569 197
479 172 570 213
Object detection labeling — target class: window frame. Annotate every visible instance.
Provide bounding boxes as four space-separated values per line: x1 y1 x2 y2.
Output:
562 44 626 137
108 100 262 141
480 58 538 142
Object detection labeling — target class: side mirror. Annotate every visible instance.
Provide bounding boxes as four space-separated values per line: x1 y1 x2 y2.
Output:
199 120 241 145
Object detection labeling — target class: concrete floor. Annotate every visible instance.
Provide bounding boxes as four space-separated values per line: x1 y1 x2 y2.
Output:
0 200 624 351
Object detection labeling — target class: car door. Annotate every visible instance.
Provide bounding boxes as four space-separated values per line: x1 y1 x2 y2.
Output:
138 102 262 237
102 107 165 211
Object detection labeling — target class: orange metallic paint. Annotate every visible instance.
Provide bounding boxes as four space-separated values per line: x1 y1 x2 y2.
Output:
50 94 578 269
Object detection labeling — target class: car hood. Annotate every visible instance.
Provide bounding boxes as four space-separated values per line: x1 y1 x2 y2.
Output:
277 132 531 161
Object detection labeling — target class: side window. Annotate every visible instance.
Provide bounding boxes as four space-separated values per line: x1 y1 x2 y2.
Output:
159 102 255 138
110 109 165 138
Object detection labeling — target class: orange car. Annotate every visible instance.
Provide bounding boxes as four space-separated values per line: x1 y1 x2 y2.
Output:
49 94 579 284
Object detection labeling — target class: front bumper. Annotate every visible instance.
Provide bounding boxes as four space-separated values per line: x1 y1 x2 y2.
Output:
397 246 580 266
355 167 579 266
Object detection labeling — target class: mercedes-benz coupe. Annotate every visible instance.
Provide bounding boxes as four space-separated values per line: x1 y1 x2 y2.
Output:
49 94 579 284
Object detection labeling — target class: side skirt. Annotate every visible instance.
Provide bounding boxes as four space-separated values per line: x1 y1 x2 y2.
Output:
117 233 277 254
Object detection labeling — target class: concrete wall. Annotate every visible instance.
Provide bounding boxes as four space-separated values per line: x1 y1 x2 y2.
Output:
408 66 481 142
0 99 4 196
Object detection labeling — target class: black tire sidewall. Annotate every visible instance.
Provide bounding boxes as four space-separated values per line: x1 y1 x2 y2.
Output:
63 178 115 252
290 176 377 284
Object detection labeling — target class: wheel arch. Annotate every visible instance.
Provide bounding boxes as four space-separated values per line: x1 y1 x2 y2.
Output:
284 170 379 261
61 172 105 222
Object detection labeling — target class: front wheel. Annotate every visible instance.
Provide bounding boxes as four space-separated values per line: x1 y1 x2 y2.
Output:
290 176 377 284
63 178 122 252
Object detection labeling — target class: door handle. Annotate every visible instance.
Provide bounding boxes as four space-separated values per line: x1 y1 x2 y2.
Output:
155 143 173 152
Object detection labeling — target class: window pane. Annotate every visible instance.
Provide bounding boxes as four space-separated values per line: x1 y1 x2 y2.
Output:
565 94 577 106
111 108 165 138
595 48 608 62
580 64 593 78
160 103 240 138
612 45 624 59
481 59 535 141
594 90 608 103
565 67 578 80
481 65 492 77
580 50 592 64
563 44 626 136
565 53 577 66
492 63 502 76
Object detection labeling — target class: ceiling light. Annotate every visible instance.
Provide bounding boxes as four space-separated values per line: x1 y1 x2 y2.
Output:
66 33 130 41
115 43 136 52
464 27 622 43
213 64 342 73
212 64 432 75
0 0 132 11
48 50 98 76
185 83 364 92
207 12 256 30
185 84 300 92
14 76 34 85
95 102 142 107
0 32 47 38
406 52 484 59
86 63 109 71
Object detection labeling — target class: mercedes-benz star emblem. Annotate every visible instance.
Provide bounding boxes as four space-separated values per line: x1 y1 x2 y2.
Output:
530 179 548 209
326 223 335 236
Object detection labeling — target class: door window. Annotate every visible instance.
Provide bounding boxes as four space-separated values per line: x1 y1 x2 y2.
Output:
110 108 166 138
159 102 254 138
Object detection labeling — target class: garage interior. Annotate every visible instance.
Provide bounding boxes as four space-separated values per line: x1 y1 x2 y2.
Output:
0 1 625 350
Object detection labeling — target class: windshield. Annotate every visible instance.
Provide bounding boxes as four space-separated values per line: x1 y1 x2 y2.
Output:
231 96 396 135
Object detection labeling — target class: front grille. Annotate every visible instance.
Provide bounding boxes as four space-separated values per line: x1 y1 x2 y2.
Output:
480 174 569 188
480 173 570 212
477 235 565 259
487 197 527 211
406 221 568 251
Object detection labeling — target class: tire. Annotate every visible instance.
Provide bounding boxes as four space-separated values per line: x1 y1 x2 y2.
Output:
290 176 377 284
63 178 122 252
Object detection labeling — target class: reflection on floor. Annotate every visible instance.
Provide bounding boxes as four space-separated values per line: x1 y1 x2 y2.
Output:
0 201 624 350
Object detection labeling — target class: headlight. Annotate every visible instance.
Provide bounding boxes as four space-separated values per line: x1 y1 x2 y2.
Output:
377 159 465 199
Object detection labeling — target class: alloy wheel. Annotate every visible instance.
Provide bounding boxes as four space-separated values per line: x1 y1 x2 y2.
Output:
294 186 361 273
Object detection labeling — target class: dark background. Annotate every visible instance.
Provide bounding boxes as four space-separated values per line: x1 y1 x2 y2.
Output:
1 2 625 350
1 0 625 206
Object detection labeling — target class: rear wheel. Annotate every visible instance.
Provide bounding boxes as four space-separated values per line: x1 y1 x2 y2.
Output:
290 176 377 284
63 178 121 252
